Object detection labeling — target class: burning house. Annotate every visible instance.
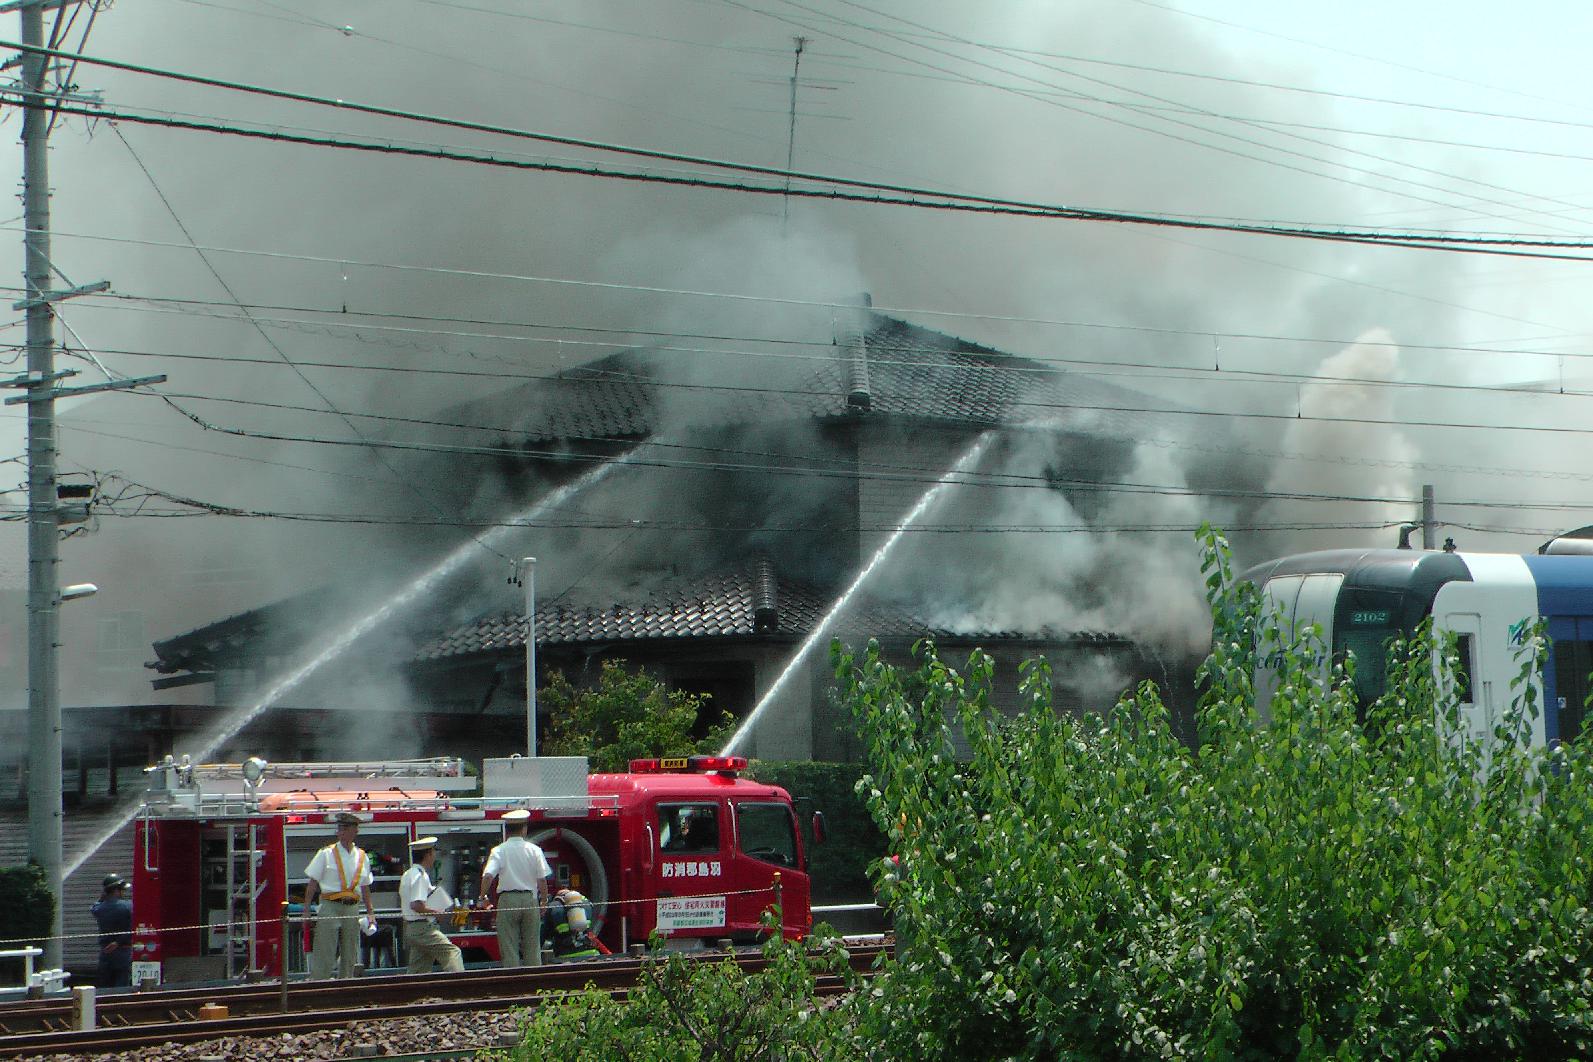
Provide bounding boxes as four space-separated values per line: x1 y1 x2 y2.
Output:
136 301 1201 766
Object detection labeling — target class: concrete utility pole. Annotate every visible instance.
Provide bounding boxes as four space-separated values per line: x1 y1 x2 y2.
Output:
7 7 162 966
20 0 65 969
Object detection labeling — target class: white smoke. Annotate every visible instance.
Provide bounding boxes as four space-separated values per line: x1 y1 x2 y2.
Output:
1255 328 1417 554
890 428 1216 659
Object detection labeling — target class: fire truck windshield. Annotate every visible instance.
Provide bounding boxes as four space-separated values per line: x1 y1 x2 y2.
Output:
736 802 798 868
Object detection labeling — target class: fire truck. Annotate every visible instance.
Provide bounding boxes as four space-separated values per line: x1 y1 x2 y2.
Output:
127 754 819 984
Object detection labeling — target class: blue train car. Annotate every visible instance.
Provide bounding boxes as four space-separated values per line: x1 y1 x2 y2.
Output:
1239 547 1593 749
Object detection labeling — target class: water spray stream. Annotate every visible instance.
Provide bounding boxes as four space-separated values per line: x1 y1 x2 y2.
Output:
65 456 628 879
721 431 994 757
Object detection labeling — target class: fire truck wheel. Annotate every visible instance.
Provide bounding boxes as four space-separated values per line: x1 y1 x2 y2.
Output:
529 827 610 933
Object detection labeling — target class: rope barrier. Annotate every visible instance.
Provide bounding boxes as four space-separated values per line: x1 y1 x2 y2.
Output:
0 884 787 947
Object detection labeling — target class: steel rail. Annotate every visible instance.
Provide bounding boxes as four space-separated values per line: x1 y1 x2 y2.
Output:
0 946 884 1052
0 971 863 1056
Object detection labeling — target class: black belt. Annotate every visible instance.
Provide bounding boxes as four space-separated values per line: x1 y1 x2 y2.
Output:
323 898 359 905
500 889 536 894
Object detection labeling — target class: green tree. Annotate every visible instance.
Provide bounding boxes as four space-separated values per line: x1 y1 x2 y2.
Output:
0 861 52 983
541 660 734 773
834 526 1593 1060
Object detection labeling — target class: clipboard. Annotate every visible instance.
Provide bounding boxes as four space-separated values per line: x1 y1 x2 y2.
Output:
426 883 453 911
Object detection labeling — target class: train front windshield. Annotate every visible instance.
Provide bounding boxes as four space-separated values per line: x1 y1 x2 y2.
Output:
1333 590 1404 705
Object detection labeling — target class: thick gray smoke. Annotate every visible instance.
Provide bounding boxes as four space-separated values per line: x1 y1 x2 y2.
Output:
0 0 1579 721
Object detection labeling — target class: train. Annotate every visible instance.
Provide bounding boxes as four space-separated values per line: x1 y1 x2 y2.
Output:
127 753 819 984
1240 536 1593 748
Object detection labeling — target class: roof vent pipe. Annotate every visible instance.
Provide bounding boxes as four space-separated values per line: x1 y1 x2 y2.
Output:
838 292 873 411
753 556 779 633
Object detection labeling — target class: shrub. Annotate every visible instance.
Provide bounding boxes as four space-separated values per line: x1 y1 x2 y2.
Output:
489 926 865 1061
835 527 1593 1060
0 862 52 983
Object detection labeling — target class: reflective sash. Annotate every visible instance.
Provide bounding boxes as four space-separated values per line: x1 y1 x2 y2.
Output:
326 845 366 902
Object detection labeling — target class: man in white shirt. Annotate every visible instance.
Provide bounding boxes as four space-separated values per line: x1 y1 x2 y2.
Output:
479 809 551 967
302 812 376 980
399 837 464 974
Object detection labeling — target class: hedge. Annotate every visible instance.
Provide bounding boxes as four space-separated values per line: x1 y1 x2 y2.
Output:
0 862 52 983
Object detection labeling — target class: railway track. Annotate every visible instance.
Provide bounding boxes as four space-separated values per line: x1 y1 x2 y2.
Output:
0 944 884 1057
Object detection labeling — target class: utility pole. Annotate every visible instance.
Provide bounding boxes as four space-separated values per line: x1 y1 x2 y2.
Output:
514 557 537 757
1421 484 1436 550
20 0 65 970
5 8 161 966
524 557 536 757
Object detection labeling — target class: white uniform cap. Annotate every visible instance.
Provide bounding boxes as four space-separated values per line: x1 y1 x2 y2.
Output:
409 836 439 851
501 809 531 822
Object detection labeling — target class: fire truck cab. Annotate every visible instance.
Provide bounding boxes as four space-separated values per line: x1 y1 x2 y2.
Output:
128 753 814 984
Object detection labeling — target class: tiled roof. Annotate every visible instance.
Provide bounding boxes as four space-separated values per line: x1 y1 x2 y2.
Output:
148 586 343 675
414 559 1129 661
452 312 1173 445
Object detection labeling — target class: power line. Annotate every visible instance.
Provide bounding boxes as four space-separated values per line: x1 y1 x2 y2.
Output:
57 286 1593 367
22 226 1593 340
722 0 1579 234
819 0 1586 230
1121 0 1590 116
130 390 1593 506
25 300 1592 413
106 122 512 562
35 99 1593 261
23 378 1590 493
8 38 1593 254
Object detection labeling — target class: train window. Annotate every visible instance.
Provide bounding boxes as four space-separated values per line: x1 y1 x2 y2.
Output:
1551 639 1592 744
1453 634 1476 705
659 803 720 853
736 802 797 868
1340 631 1392 703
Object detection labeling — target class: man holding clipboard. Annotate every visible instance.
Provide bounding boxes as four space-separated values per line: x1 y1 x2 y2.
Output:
400 837 464 974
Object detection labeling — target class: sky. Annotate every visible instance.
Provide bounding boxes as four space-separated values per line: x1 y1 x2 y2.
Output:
3 0 1593 707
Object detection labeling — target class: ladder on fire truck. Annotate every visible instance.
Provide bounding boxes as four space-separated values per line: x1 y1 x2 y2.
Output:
206 821 266 980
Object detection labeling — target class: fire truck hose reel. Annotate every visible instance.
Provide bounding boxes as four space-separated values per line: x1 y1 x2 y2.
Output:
528 827 609 934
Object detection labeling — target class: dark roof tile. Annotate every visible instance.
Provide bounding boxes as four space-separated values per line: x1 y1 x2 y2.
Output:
413 560 1130 660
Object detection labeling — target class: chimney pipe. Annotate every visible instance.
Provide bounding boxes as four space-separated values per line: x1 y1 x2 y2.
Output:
838 292 873 412
753 556 779 633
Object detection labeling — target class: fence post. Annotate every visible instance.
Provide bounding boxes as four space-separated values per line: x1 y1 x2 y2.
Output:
71 985 94 1030
278 902 290 1011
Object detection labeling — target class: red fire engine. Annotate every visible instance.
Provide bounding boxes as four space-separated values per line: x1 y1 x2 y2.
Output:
128 754 819 983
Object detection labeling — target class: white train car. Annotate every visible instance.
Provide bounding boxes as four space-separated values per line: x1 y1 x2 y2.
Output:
1240 546 1593 748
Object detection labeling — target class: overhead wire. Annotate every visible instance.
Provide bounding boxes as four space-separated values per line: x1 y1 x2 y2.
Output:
829 0 1590 226
7 38 1593 255
718 0 1578 234
106 121 516 560
48 286 1593 367
1121 0 1591 116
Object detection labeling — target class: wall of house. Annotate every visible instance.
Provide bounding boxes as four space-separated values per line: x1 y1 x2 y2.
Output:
856 424 983 567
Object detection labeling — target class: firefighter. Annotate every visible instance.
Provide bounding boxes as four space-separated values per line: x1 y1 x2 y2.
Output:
543 887 602 960
399 836 464 974
302 811 377 980
479 809 551 967
90 874 133 988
